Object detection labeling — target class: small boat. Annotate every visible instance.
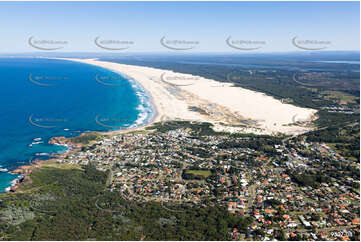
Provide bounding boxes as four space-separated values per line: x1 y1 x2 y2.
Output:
0 168 9 172
29 141 44 147
36 153 49 156
33 138 42 141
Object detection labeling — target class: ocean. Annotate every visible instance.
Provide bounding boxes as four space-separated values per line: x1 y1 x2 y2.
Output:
0 58 154 192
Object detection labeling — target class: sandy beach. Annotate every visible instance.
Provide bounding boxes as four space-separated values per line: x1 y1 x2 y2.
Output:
61 58 317 135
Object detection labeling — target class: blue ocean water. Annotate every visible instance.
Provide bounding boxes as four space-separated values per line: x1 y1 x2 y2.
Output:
0 58 154 192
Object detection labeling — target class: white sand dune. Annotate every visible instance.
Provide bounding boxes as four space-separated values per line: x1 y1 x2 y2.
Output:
62 58 317 135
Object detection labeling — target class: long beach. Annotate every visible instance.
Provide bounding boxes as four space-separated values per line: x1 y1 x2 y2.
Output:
63 58 317 135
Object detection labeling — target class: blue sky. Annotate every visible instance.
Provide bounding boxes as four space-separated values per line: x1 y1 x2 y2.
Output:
0 1 359 53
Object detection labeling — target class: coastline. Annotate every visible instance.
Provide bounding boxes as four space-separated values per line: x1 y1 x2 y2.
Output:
3 57 318 193
63 57 161 128
99 65 159 135
3 59 159 193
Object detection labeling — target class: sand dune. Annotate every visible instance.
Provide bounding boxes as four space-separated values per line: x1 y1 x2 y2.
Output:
63 58 317 135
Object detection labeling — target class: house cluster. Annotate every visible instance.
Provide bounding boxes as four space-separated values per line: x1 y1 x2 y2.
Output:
320 106 358 114
56 126 359 241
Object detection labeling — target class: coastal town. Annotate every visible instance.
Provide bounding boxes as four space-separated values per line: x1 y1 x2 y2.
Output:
13 121 357 241
0 0 359 240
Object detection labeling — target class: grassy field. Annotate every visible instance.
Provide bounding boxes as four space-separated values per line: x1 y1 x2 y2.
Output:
39 160 82 170
187 170 212 178
71 132 104 144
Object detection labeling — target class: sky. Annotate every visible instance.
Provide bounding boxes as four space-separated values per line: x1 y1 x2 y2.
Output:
0 1 359 53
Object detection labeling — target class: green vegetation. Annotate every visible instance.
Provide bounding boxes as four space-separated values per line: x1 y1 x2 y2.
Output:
39 160 81 170
303 123 360 162
288 172 330 188
315 111 359 128
148 120 285 140
71 132 104 144
321 90 359 104
147 120 224 136
183 169 212 180
188 170 212 177
0 165 252 240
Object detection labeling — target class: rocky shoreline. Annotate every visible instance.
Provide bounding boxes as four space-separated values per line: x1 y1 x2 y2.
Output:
5 114 156 193
7 135 82 192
